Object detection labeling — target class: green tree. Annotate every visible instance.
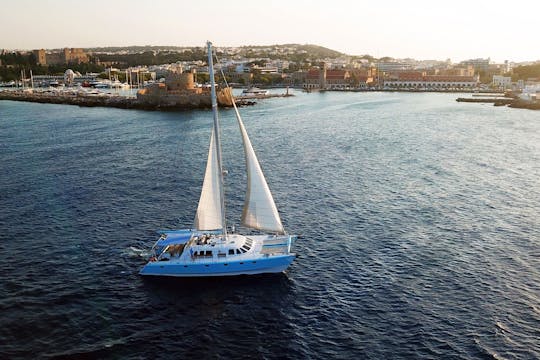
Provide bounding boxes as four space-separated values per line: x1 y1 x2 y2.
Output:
512 64 540 81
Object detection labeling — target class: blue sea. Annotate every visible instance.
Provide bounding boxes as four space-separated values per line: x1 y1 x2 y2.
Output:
1 91 539 359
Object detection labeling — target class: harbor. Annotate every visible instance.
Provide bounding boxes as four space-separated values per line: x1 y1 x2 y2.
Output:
0 69 295 110
0 88 294 110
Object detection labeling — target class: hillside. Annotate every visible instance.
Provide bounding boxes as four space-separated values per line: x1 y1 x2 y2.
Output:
84 44 346 59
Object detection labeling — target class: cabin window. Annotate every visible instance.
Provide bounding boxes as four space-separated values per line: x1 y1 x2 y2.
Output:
236 249 242 254
228 249 235 255
240 248 247 253
241 245 250 251
205 251 212 257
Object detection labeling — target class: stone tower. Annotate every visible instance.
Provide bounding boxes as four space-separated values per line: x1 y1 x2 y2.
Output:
319 62 327 90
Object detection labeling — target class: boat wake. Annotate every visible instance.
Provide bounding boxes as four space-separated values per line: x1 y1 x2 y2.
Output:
123 246 151 259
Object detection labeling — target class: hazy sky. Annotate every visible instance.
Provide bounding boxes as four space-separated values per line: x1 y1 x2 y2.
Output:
1 0 538 62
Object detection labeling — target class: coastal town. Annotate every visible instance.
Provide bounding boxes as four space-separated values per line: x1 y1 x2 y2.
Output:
1 44 539 109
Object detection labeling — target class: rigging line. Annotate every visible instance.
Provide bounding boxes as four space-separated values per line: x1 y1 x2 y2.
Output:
214 51 241 114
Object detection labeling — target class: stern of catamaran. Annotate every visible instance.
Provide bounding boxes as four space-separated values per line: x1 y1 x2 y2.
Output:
150 229 222 255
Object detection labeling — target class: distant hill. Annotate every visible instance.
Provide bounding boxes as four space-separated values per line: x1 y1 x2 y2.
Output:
84 44 346 59
238 44 345 59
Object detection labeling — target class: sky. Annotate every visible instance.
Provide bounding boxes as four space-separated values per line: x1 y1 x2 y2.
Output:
1 0 538 63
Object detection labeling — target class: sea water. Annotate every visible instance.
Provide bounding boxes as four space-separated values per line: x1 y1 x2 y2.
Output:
0 91 539 358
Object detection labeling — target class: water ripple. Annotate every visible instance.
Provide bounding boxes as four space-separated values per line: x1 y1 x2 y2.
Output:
0 94 539 359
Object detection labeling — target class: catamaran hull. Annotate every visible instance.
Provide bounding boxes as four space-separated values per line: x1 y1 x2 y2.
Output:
139 254 295 277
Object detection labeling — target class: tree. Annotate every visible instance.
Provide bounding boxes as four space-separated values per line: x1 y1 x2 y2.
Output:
512 64 540 81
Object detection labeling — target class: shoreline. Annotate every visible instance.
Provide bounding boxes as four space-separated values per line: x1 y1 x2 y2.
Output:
2 88 538 111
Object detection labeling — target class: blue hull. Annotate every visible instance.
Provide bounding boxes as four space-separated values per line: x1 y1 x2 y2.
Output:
139 254 295 277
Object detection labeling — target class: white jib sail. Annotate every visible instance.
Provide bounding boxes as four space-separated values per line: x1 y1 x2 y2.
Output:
194 128 223 231
234 108 285 234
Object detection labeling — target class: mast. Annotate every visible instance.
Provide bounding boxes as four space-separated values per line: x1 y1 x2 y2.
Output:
206 41 227 238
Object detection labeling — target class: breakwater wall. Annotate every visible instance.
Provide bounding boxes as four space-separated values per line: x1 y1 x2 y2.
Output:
0 89 257 110
456 97 513 105
456 96 540 110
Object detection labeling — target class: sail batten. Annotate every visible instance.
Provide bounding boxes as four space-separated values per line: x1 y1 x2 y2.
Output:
233 106 285 234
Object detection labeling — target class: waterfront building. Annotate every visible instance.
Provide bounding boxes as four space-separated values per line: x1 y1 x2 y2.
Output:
492 75 512 89
302 63 352 90
303 68 323 90
325 69 351 89
383 74 477 90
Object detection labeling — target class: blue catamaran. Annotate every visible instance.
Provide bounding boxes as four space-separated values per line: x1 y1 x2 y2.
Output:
139 42 297 277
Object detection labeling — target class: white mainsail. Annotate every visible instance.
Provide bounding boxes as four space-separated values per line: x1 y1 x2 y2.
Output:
194 129 223 230
233 106 285 234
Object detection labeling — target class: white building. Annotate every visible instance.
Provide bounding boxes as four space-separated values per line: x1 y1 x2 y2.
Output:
384 75 477 90
492 75 512 89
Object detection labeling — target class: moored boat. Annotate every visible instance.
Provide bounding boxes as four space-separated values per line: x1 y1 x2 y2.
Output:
241 87 270 96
